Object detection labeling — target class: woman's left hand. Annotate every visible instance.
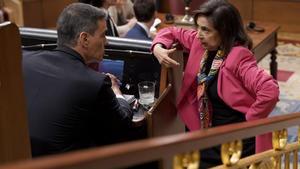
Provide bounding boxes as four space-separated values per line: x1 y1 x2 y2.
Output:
153 44 179 68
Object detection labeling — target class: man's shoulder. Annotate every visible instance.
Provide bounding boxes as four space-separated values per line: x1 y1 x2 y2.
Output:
80 68 108 86
22 49 65 61
132 24 145 33
85 68 106 81
126 24 150 40
22 50 56 67
23 49 50 57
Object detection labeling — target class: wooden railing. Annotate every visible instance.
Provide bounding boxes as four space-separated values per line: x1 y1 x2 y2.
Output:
0 22 31 164
0 110 299 169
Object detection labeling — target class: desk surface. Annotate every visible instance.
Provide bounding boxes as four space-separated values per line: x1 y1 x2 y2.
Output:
247 21 279 50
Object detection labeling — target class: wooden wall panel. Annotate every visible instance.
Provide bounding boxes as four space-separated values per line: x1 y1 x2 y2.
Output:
228 0 253 20
229 0 300 33
42 0 75 28
253 0 300 32
156 0 170 13
23 0 43 27
23 0 76 28
157 0 205 14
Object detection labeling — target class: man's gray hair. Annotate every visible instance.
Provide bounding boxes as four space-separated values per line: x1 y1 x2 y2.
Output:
57 3 107 47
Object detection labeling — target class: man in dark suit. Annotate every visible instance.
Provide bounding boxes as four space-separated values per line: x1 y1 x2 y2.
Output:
125 0 155 41
22 3 133 157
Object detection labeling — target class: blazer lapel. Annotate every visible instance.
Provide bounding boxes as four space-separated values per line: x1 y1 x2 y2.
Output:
177 42 205 106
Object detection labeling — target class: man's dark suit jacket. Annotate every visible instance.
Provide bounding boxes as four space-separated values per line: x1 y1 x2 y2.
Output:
125 23 152 41
22 46 133 157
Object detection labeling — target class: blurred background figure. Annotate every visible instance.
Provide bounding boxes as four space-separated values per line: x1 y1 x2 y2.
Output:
0 0 23 26
78 0 119 37
125 0 155 40
108 0 137 37
78 0 136 37
108 0 134 25
0 0 9 23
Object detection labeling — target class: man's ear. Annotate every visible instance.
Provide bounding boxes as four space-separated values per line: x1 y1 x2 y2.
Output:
78 32 89 47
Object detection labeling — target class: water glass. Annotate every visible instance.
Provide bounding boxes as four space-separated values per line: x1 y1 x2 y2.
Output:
138 81 155 107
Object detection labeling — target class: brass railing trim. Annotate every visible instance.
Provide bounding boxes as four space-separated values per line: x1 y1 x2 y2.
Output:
211 142 299 169
273 128 288 150
173 151 200 169
284 152 290 169
221 140 242 166
293 150 298 169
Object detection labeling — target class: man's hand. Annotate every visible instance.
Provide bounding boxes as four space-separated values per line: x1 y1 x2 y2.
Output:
106 73 122 95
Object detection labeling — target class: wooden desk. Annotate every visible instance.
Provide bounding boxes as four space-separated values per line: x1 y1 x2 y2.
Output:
248 21 279 79
130 84 184 138
157 13 280 79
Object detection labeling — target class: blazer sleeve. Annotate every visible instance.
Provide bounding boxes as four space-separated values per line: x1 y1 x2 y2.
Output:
151 27 198 50
96 76 133 132
232 48 279 120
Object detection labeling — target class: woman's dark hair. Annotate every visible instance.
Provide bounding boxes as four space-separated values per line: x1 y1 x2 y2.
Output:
193 0 252 56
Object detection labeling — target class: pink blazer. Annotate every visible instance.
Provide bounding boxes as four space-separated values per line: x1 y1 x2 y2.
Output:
152 27 280 153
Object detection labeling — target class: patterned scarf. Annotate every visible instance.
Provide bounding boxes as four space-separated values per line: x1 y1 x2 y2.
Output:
197 50 224 129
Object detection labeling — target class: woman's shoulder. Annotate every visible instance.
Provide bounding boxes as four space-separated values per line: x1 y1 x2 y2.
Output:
224 46 255 70
226 46 254 62
230 46 252 56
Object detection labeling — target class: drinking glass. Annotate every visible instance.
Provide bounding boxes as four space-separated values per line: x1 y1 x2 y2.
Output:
138 81 155 108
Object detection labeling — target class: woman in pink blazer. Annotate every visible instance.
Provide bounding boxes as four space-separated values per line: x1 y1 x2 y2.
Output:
151 0 279 168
